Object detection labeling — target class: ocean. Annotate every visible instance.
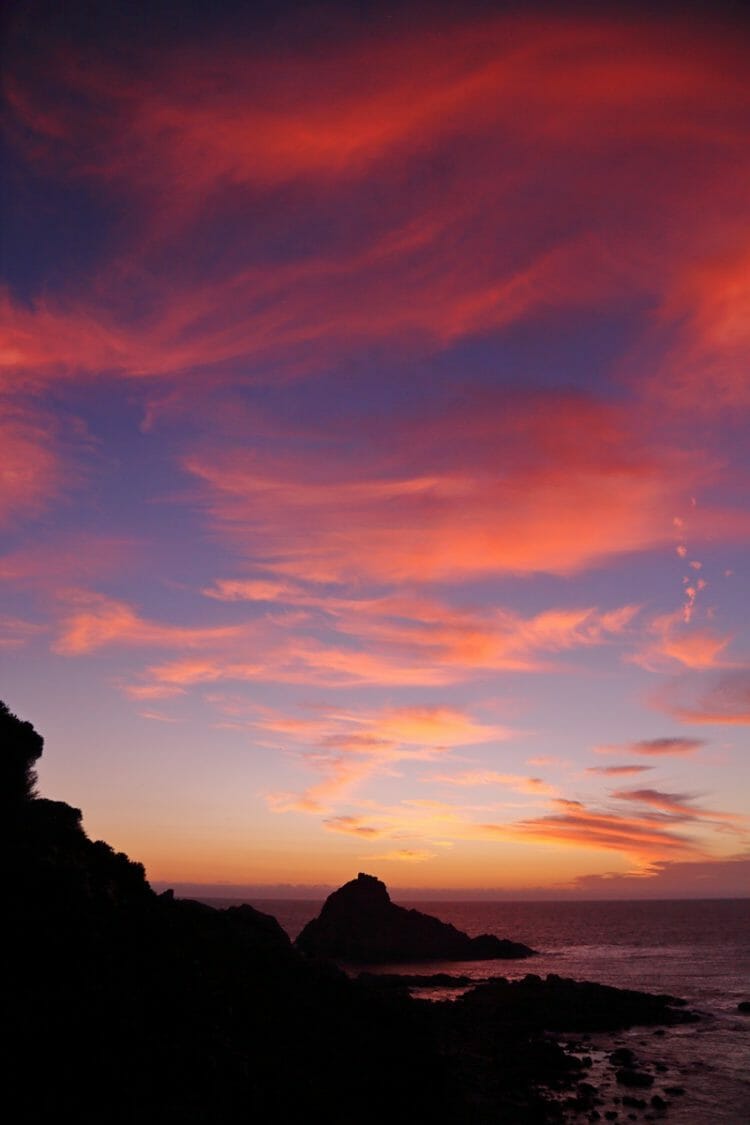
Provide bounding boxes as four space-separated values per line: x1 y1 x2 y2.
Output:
206 896 750 1123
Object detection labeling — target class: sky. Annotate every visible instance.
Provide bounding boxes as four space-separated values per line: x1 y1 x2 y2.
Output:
2 0 749 898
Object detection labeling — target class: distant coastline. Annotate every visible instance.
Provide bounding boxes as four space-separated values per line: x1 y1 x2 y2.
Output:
154 881 750 903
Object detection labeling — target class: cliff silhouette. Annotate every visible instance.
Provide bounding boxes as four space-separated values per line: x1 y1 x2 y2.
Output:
5 700 697 1124
4 701 454 1124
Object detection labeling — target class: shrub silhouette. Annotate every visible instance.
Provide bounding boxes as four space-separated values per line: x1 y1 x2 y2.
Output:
1 699 43 804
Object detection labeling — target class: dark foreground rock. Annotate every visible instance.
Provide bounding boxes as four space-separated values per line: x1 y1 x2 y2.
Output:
358 970 476 989
296 872 536 962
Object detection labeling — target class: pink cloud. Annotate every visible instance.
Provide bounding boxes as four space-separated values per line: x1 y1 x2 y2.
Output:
0 535 136 589
610 787 742 825
659 671 750 726
0 616 45 648
594 737 705 757
0 401 67 526
53 592 246 655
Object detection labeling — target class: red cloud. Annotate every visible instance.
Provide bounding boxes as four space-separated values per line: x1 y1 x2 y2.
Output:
3 12 750 400
186 392 725 584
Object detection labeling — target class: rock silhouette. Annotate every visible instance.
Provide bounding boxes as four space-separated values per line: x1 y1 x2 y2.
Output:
295 871 536 962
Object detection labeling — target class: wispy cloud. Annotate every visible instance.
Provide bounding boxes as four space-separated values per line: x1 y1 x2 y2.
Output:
586 764 654 776
658 670 750 726
594 737 705 757
430 770 555 796
258 702 508 815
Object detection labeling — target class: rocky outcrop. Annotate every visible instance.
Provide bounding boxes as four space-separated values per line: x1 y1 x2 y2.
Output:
452 972 698 1032
295 872 536 962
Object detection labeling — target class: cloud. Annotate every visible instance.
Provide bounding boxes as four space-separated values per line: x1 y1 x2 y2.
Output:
659 670 750 725
570 852 750 898
594 737 705 757
634 611 735 671
610 787 742 825
586 764 654 776
258 702 507 816
53 592 246 655
205 580 639 674
5 10 750 405
54 580 641 698
653 244 750 411
323 816 384 838
491 798 706 862
367 849 437 864
0 535 136 589
185 390 720 585
0 616 45 648
0 401 69 526
430 770 556 796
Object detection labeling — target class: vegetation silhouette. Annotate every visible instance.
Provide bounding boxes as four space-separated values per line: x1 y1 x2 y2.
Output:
5 700 697 1124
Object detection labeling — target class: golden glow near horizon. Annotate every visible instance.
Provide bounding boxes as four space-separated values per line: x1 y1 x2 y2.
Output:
2 2 749 897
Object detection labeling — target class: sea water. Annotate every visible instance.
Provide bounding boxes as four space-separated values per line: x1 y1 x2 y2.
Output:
209 898 750 1122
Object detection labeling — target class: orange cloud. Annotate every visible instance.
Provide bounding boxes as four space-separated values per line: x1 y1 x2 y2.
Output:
585 764 653 776
367 849 437 864
634 611 735 671
494 799 706 863
323 816 384 839
430 770 555 796
256 702 506 816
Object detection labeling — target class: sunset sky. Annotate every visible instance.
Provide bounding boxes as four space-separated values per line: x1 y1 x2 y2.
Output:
2 0 749 898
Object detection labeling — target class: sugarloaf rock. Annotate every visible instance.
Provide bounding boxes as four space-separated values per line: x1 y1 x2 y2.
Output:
295 873 536 963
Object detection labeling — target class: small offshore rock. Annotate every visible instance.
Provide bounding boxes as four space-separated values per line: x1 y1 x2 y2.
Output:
296 873 536 962
737 1000 750 1013
616 1068 654 1089
650 1094 668 1110
664 1085 685 1096
610 1048 638 1067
